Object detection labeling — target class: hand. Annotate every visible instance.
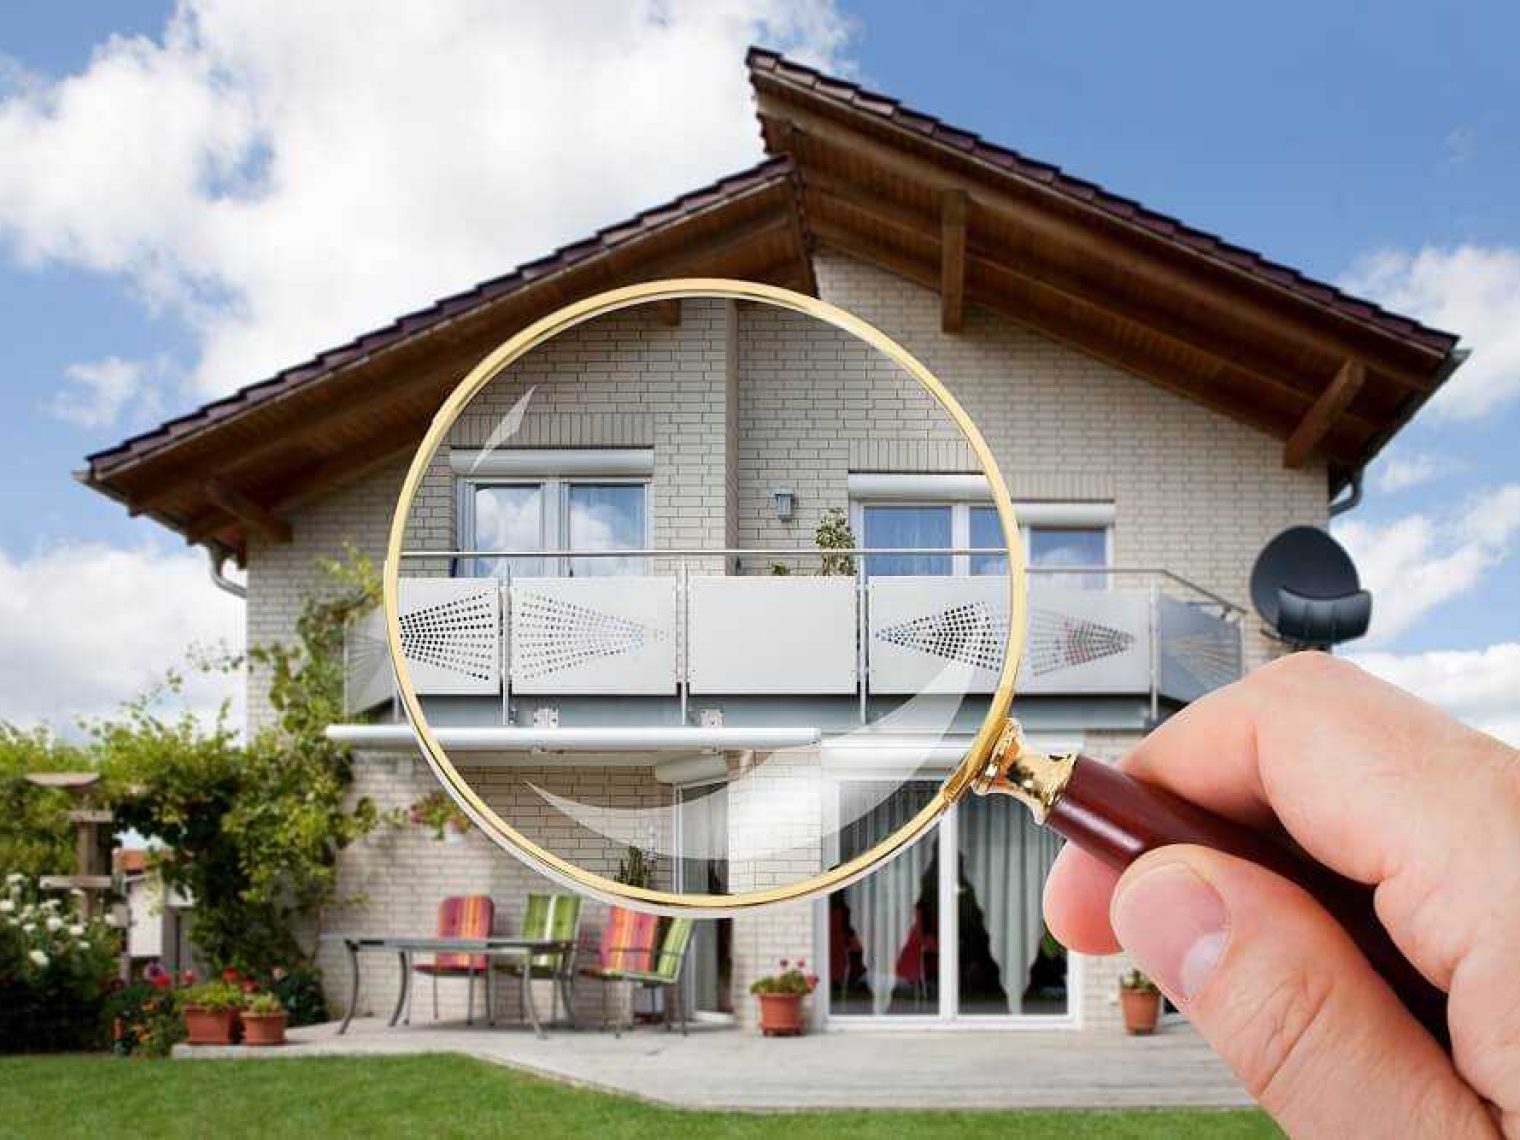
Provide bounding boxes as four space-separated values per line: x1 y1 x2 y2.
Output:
1044 652 1519 1137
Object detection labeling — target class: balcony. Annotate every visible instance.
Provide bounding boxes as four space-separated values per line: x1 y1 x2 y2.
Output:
341 550 1243 737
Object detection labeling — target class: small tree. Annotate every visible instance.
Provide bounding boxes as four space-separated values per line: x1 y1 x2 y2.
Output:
815 507 856 577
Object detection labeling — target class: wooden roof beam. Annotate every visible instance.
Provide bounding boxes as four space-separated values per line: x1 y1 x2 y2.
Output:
657 299 681 326
1284 359 1367 468
809 218 1304 445
807 186 1376 448
202 479 292 544
940 189 967 333
760 104 1437 390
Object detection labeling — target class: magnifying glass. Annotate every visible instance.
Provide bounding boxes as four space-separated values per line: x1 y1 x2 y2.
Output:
383 279 1444 1041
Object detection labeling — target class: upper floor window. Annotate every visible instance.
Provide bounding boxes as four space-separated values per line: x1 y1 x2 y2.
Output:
453 449 651 578
849 474 1111 584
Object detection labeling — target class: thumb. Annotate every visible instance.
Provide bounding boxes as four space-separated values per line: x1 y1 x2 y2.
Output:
1110 846 1493 1138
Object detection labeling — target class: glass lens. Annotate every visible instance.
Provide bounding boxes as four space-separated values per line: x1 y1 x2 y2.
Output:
383 288 1016 907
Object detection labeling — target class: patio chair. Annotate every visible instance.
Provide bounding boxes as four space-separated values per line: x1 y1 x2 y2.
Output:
493 892 582 1024
601 916 696 1037
407 894 495 1026
576 905 658 1032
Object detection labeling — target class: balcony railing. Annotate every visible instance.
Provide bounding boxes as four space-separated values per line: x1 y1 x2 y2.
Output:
343 549 1243 719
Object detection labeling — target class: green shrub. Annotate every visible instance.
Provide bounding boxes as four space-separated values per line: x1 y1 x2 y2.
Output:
268 965 327 1027
0 875 122 1053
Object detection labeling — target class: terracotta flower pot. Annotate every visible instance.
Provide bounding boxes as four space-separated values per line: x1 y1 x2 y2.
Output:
1121 987 1161 1035
756 992 806 1037
183 1007 239 1046
241 1012 288 1046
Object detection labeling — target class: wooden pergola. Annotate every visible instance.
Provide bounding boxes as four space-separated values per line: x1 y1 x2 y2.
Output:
80 53 1461 563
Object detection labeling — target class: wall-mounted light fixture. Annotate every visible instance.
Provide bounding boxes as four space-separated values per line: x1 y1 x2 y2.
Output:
773 487 796 522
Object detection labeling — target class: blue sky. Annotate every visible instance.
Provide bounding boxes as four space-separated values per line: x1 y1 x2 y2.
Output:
0 1 1515 737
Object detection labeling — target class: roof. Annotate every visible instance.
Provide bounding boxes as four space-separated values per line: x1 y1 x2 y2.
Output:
748 49 1455 353
748 48 1461 486
80 53 1462 558
81 158 812 558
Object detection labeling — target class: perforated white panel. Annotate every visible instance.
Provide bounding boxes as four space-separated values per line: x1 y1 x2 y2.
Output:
867 578 1152 695
868 577 1008 694
509 577 677 694
342 579 502 711
398 579 501 695
686 577 857 694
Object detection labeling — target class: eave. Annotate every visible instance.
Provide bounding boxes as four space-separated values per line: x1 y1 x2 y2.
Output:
747 48 1462 489
80 158 814 562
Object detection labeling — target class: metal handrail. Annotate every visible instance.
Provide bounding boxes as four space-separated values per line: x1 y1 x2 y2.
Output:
398 546 1244 617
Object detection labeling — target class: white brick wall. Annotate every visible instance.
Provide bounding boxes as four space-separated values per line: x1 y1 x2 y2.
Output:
248 252 1321 1032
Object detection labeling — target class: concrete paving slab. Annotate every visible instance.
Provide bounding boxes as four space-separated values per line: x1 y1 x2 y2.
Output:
174 1017 1252 1111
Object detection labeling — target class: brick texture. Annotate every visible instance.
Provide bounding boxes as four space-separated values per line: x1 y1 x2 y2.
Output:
247 252 1320 1033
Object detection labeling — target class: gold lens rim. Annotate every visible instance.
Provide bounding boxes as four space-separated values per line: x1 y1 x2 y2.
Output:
384 278 1026 914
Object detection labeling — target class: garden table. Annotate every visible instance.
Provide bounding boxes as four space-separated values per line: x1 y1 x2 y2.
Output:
323 934 575 1038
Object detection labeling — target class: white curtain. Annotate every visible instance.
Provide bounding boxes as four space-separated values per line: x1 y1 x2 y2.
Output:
841 783 934 1016
966 796 1064 1015
959 796 1063 1014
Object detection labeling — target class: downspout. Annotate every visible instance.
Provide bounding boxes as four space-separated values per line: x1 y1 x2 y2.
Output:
207 548 247 600
1328 467 1363 518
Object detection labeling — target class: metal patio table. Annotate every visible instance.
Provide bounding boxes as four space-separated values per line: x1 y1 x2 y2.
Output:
324 934 576 1038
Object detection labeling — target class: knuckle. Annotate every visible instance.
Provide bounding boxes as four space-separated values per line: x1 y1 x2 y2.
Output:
1256 648 1352 689
1227 964 1337 1107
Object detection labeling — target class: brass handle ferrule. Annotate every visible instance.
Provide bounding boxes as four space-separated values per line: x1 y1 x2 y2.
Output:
972 718 1076 824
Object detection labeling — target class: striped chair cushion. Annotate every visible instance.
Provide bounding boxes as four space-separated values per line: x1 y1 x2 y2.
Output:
599 906 657 974
427 894 494 972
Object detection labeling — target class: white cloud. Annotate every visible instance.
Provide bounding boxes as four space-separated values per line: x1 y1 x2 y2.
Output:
1336 483 1520 643
46 356 164 429
1370 450 1461 494
0 1 853 402
0 541 242 731
1349 644 1520 747
1338 245 1520 420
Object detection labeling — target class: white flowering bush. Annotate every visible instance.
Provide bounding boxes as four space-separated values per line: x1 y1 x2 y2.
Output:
0 873 121 1052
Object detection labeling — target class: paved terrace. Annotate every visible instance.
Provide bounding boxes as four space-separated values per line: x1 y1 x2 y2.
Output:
176 1019 1252 1111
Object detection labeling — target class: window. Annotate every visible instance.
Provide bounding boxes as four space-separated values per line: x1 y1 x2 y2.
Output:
849 476 1111 581
861 505 952 577
1028 526 1107 589
455 450 652 578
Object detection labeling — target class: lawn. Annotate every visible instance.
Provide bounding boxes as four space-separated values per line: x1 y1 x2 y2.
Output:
1 1055 1278 1139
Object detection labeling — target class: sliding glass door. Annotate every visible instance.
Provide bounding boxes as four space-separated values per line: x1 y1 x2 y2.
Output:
824 783 1069 1023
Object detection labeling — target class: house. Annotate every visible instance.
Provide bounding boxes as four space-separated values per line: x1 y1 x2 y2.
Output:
80 50 1460 1034
114 849 194 973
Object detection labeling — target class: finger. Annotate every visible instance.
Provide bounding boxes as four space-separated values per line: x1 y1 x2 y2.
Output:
1119 652 1520 988
1111 845 1496 1139
1043 843 1121 954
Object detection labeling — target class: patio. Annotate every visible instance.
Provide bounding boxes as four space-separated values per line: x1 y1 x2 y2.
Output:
174 1018 1251 1111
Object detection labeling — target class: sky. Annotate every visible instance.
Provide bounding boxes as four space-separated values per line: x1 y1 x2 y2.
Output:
0 1 1515 742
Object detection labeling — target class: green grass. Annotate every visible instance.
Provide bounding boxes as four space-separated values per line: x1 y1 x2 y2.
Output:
0 1055 1279 1139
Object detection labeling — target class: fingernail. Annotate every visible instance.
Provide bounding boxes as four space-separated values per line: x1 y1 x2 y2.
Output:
1111 862 1229 1001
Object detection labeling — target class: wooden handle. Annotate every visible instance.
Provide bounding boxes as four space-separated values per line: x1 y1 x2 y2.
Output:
1049 754 1449 1047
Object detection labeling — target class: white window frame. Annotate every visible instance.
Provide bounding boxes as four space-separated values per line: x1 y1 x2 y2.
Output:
454 449 654 577
846 474 1113 579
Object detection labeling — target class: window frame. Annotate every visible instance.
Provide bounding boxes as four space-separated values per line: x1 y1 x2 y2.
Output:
456 471 652 578
847 477 1112 581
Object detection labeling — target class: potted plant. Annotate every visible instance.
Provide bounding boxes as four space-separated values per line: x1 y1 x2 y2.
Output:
815 508 856 576
749 958 818 1036
240 992 289 1046
178 980 245 1045
406 791 471 842
1119 968 1162 1035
